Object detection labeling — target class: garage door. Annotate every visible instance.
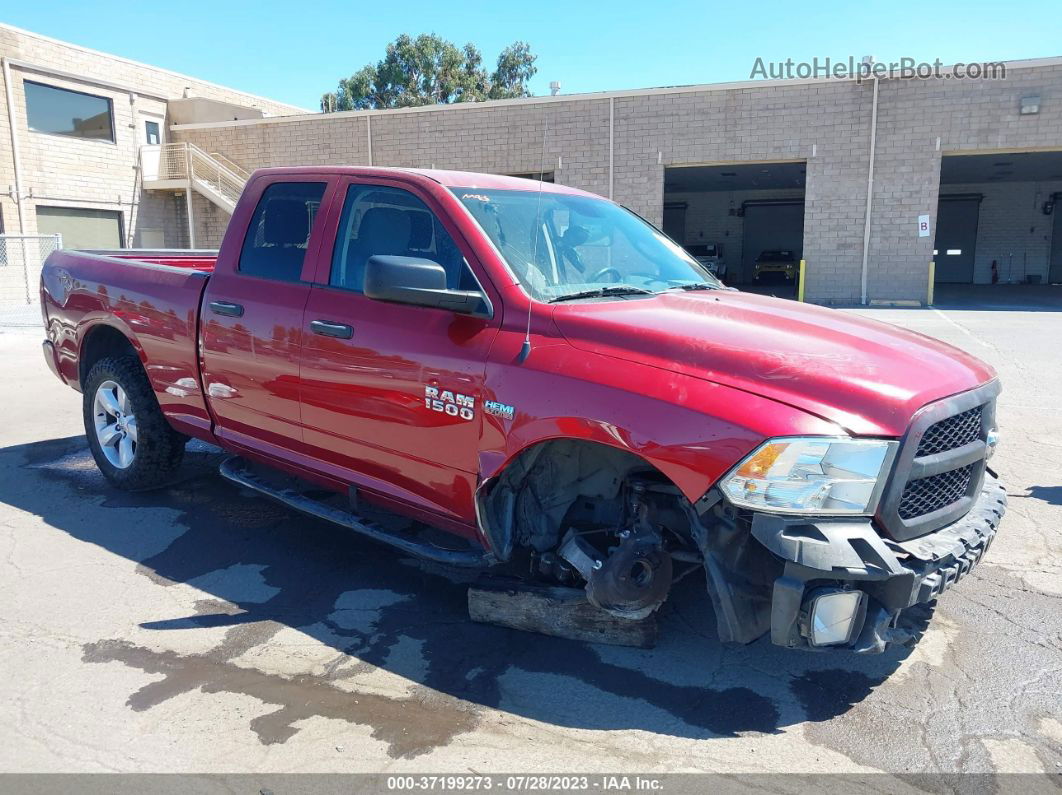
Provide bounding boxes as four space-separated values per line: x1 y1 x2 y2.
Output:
663 203 687 243
36 206 123 250
740 202 804 282
933 198 980 283
1050 206 1062 285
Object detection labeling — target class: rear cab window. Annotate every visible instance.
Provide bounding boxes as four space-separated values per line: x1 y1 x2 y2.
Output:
239 182 326 282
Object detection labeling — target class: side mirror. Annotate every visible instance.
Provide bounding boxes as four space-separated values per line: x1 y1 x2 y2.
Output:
363 255 488 315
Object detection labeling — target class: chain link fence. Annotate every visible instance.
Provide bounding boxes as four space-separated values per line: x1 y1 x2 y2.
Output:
0 234 62 327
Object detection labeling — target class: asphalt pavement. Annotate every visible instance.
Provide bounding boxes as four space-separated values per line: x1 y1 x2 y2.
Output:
0 301 1059 778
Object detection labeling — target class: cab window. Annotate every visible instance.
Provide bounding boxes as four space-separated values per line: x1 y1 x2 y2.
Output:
329 184 477 292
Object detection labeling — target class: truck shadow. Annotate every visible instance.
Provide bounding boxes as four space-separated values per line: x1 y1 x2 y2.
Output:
1024 485 1062 506
2 435 931 757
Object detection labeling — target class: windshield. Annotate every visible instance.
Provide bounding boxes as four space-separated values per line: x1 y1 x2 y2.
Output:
452 188 722 301
759 250 795 261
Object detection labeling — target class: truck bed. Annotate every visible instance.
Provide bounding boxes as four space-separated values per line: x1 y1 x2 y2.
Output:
84 249 218 272
41 248 218 437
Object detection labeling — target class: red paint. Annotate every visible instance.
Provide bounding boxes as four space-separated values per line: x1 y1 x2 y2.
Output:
103 252 217 271
550 290 995 437
40 167 997 549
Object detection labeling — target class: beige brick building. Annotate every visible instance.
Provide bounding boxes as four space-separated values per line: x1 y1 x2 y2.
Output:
4 22 1061 305
0 23 304 303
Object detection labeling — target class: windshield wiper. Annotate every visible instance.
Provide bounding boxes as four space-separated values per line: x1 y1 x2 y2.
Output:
548 285 655 303
665 282 719 292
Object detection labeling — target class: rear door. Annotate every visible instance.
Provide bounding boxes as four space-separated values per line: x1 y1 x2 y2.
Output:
298 177 501 525
200 177 332 454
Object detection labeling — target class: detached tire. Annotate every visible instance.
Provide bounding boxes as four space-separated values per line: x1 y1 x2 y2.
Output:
82 356 186 490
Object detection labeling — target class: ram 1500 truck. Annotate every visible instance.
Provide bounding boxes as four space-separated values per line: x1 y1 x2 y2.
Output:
40 167 1006 652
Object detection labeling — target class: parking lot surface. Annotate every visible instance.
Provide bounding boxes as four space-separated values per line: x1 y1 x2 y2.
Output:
0 303 1059 776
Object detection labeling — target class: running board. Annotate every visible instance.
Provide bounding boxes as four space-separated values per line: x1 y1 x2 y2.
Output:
218 456 492 568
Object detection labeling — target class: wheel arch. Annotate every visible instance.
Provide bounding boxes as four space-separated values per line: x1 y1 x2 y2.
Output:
475 435 694 562
78 322 144 389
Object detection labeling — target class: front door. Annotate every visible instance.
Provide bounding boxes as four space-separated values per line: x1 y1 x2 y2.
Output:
200 178 330 454
141 114 163 146
299 179 499 525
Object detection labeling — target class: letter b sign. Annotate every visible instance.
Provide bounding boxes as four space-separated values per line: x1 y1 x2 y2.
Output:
918 214 931 237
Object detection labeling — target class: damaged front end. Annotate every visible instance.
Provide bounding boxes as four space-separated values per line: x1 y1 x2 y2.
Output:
696 383 1006 653
692 475 1006 652
474 441 703 624
474 386 1005 653
557 481 675 620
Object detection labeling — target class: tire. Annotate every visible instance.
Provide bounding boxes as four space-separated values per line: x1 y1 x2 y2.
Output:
82 355 186 490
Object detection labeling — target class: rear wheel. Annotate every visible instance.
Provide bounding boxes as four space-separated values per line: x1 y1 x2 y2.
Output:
83 356 185 490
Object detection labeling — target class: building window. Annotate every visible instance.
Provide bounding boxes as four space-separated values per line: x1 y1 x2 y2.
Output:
508 171 555 183
24 81 115 142
145 120 160 145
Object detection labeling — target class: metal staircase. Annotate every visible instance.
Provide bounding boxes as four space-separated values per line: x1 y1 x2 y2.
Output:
140 142 248 213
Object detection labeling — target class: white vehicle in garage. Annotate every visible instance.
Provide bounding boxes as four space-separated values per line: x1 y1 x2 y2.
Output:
683 243 727 280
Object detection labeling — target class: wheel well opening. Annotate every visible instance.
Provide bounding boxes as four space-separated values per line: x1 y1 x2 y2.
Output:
477 439 784 642
477 438 695 562
79 326 138 388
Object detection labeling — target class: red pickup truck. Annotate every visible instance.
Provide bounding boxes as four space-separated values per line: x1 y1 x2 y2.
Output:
40 167 1006 652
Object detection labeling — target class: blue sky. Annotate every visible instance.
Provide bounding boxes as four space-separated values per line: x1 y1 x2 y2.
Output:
5 1 1060 110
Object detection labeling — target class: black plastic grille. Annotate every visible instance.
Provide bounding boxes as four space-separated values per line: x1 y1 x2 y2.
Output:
898 465 974 519
880 385 997 540
916 406 983 456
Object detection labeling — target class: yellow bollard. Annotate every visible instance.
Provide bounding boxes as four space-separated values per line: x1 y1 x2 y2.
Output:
797 259 806 302
927 261 935 306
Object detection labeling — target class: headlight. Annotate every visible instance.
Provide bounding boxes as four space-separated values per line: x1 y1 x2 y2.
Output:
721 437 898 515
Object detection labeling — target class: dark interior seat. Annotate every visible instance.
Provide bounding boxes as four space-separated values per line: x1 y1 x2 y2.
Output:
251 198 311 281
342 207 413 290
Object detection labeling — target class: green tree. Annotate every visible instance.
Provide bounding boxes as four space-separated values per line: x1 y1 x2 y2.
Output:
320 34 537 112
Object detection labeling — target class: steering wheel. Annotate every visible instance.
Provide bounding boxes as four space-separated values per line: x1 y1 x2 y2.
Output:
590 266 623 283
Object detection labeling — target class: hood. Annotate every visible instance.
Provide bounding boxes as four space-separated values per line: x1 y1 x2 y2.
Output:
551 290 996 436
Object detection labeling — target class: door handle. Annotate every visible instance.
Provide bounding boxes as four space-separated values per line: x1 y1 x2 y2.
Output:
310 319 354 339
209 300 244 317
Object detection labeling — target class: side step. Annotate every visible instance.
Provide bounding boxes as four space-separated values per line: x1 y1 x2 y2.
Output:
218 456 492 568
